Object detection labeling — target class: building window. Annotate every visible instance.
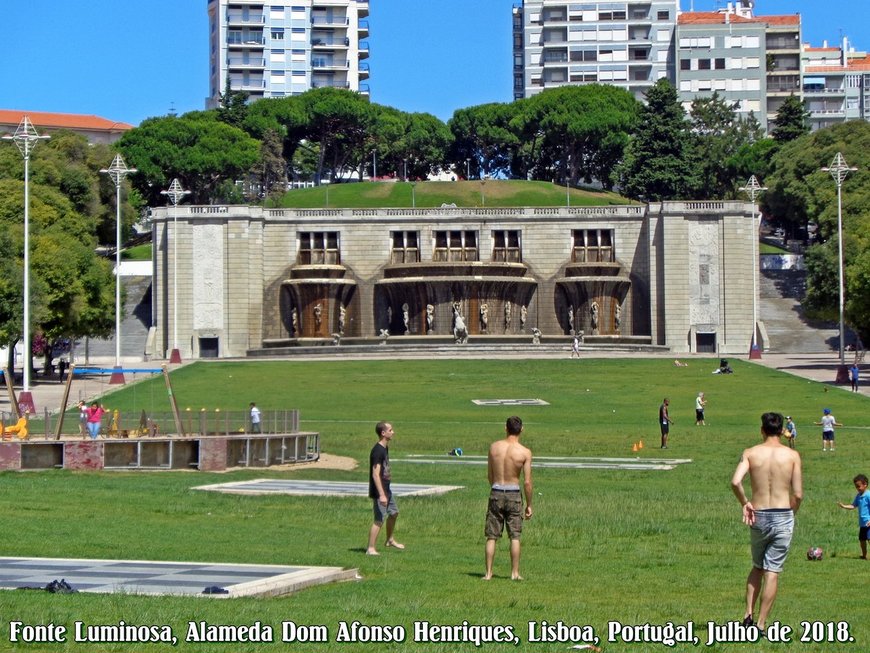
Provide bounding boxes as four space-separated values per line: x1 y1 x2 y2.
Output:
298 231 340 265
391 231 420 264
492 230 522 262
272 29 285 40
698 59 711 70
433 231 478 262
657 10 670 20
680 59 690 71
715 58 725 70
572 229 613 263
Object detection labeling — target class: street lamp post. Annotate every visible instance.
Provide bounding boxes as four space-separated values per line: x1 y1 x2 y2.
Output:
566 154 571 208
410 181 417 209
739 175 766 360
160 179 190 364
2 117 49 413
100 154 137 385
822 152 858 379
480 178 487 207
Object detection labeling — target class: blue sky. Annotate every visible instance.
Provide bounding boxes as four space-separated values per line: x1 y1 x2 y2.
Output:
1 0 867 126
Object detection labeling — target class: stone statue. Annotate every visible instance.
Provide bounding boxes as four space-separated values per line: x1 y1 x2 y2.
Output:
291 307 299 336
568 304 575 335
379 328 390 344
590 301 599 335
338 304 346 335
452 302 468 344
313 303 323 331
402 303 410 335
614 302 621 333
331 333 342 346
426 304 435 333
531 327 542 345
479 303 488 333
504 303 511 331
387 305 393 331
520 305 527 331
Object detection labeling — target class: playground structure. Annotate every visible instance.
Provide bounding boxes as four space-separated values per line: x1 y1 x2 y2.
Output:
0 365 319 472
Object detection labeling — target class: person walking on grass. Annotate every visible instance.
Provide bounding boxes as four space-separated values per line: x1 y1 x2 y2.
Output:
838 474 870 560
731 412 802 632
659 398 673 449
366 421 404 556
484 415 533 581
849 363 860 393
815 408 842 452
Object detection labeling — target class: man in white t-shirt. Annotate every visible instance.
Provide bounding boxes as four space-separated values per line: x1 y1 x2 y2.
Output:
250 402 261 434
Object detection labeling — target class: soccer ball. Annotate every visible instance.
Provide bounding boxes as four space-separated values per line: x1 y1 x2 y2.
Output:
806 547 824 561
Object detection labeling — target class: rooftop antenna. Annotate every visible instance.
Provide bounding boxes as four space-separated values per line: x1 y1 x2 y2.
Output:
168 101 177 117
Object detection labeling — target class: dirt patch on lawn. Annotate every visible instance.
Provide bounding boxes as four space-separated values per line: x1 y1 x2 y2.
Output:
273 452 358 472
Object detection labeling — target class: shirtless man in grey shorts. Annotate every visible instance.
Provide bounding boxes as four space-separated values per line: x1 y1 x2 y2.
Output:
484 416 533 580
731 412 803 631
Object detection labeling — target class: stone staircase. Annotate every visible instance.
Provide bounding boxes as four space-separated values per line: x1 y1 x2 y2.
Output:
759 269 842 353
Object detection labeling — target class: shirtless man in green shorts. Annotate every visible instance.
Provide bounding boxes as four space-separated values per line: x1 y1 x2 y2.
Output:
484 416 533 580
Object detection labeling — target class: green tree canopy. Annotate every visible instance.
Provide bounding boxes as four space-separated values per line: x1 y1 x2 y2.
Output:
771 94 810 143
117 112 260 204
763 121 870 342
448 103 518 180
615 79 696 201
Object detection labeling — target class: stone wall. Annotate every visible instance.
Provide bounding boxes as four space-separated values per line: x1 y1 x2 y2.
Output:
149 202 756 357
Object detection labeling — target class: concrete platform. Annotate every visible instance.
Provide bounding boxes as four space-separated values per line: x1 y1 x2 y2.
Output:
192 479 464 497
0 556 357 598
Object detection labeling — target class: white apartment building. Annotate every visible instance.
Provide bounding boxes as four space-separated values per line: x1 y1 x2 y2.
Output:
206 0 369 108
512 1 679 102
674 10 801 133
803 40 870 131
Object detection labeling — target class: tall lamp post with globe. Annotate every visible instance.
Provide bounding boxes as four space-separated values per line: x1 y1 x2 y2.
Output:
739 175 766 360
161 179 190 364
2 116 49 414
821 152 858 382
100 154 137 384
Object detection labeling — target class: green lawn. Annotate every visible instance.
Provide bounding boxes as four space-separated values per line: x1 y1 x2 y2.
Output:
121 244 152 260
272 180 631 209
3 358 868 652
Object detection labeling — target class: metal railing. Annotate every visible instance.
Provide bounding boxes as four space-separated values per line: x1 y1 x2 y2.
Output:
5 409 301 439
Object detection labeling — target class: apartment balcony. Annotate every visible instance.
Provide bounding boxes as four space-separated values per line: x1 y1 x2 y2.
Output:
358 83 370 96
231 78 266 92
312 79 351 90
312 59 350 71
803 86 846 96
311 17 349 28
359 61 370 80
358 19 369 38
356 0 369 18
226 11 264 26
312 36 350 49
808 108 847 118
227 56 266 70
228 36 265 49
359 41 369 59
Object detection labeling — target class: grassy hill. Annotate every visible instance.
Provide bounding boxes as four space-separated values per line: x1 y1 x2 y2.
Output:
273 179 632 209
